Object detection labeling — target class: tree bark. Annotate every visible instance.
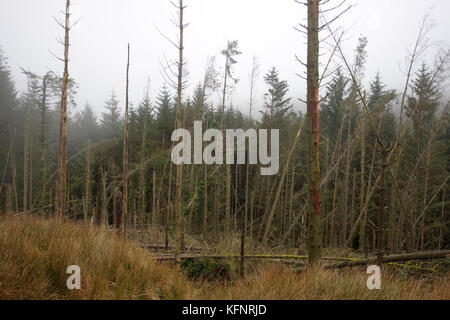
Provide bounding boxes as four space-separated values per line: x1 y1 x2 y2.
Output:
57 0 70 219
122 44 130 240
326 250 450 269
174 0 185 264
306 0 321 265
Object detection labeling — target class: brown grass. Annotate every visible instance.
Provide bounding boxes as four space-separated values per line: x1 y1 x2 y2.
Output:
0 214 194 300
0 214 448 300
200 264 449 300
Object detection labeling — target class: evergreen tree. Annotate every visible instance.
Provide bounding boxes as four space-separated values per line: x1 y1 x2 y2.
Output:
406 63 440 137
368 72 396 111
101 91 121 139
0 46 17 129
73 103 98 145
261 67 293 130
155 86 174 150
320 68 347 138
191 83 205 121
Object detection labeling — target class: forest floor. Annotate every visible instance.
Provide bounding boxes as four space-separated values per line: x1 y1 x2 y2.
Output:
0 214 448 300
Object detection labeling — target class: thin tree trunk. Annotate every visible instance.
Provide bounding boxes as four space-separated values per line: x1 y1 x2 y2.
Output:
438 189 445 250
289 164 295 245
341 108 352 246
5 184 12 215
235 164 239 231
122 44 130 239
220 50 231 236
377 149 387 266
101 169 108 227
40 76 48 212
10 133 19 213
84 140 91 221
350 168 357 236
174 0 185 264
29 136 33 211
262 119 305 245
23 111 29 215
57 0 70 219
306 0 321 265
166 162 173 251
114 190 122 233
152 170 157 227
359 113 366 252
420 143 431 250
0 128 14 203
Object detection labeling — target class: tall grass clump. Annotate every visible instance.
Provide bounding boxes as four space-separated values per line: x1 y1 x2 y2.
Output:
200 264 449 300
0 214 193 300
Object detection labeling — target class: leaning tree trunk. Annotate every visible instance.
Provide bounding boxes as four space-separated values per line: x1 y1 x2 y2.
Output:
306 0 321 266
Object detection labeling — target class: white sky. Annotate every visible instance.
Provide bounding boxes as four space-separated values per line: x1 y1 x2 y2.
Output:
0 0 449 117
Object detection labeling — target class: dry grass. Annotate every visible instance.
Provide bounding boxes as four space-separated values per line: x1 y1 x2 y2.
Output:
200 264 449 300
0 214 448 300
0 214 194 300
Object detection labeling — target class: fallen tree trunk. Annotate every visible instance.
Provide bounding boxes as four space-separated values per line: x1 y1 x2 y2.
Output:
154 254 356 262
325 250 450 269
142 244 204 251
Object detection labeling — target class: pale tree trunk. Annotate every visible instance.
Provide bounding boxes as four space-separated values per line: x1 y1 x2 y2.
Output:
29 132 33 211
5 184 12 215
359 114 366 252
240 160 249 278
10 132 19 213
248 56 259 122
438 189 444 250
84 140 91 221
166 162 173 251
329 114 345 247
226 164 231 234
350 168 357 234
101 169 108 227
40 77 48 212
341 109 352 245
57 0 71 219
152 170 157 227
377 150 387 266
202 112 209 238
220 52 231 235
420 143 431 250
289 165 295 245
306 0 321 265
139 110 148 232
0 128 14 209
174 0 185 264
23 108 30 215
262 120 305 245
123 44 130 240
234 164 239 231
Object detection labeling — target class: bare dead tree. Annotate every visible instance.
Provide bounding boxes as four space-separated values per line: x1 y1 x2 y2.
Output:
157 0 189 264
123 43 130 240
248 56 260 122
295 0 352 265
55 0 73 219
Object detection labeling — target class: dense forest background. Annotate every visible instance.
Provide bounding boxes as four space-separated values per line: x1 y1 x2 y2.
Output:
0 3 449 260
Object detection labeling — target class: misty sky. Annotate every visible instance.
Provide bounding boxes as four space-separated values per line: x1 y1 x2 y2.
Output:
1 0 449 118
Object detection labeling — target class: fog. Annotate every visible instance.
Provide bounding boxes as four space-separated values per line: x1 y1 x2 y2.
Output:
1 0 449 116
